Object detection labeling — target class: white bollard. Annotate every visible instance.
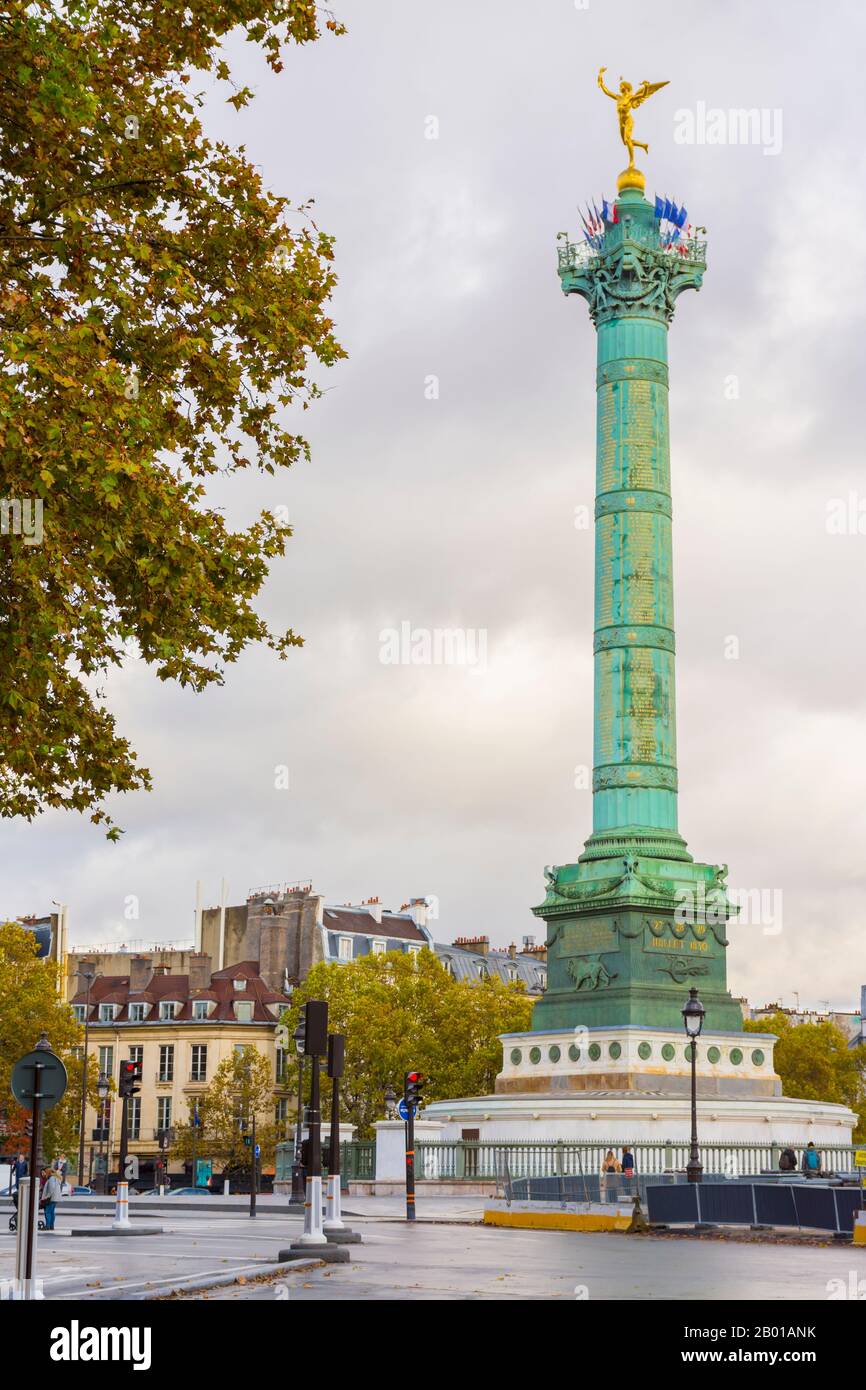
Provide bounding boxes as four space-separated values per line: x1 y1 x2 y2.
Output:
294 1175 327 1246
112 1180 130 1229
223 1179 230 1196
323 1174 344 1231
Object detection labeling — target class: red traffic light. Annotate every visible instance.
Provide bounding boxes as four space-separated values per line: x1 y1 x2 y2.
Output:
119 1060 142 1097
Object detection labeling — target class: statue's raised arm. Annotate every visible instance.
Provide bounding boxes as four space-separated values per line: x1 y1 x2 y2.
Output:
597 66 617 100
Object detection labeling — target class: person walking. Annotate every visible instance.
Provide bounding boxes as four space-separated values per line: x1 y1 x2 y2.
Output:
11 1152 27 1194
801 1142 822 1178
40 1167 62 1231
601 1148 622 1200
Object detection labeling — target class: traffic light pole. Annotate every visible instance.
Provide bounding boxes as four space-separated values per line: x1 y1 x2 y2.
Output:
295 999 328 1247
250 1111 257 1219
117 1092 129 1188
325 1034 346 1231
405 1107 415 1222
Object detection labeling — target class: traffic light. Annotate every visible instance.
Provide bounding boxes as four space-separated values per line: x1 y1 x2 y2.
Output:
404 1071 426 1111
118 1060 142 1098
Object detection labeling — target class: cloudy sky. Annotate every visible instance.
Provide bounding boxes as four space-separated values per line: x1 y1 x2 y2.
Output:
4 0 865 1012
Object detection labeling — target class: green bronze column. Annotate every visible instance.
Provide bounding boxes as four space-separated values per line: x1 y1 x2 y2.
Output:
530 153 746 1039
582 186 694 864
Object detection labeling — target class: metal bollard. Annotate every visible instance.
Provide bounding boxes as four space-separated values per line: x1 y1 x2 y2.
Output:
323 1173 344 1231
112 1179 130 1228
295 1175 327 1246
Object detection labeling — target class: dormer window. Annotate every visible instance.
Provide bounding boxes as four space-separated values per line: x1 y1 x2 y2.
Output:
193 1000 209 1020
73 1005 87 1023
98 1003 117 1022
371 939 387 955
129 1003 147 1022
234 1001 253 1022
234 977 247 991
338 936 353 961
159 1000 177 1021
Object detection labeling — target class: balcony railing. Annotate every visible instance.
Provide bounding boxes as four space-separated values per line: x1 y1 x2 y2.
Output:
557 230 707 275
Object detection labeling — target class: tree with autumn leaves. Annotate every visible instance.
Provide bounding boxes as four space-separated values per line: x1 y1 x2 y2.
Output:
0 921 100 1159
281 951 535 1139
0 1 344 835
744 1011 866 1140
169 1046 281 1174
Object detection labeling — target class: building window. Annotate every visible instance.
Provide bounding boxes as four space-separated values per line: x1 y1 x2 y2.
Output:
192 1000 209 1020
235 1001 253 1023
98 1046 114 1078
234 1044 249 1058
407 944 421 957
158 1045 174 1083
234 977 247 990
338 936 353 961
275 1097 289 1126
371 939 387 955
128 1097 141 1141
477 963 489 980
275 1047 289 1084
128 1045 143 1067
99 1003 116 1022
159 1000 176 1021
440 957 454 977
129 1003 147 1022
190 1045 207 1082
157 1097 172 1133
73 1005 87 1023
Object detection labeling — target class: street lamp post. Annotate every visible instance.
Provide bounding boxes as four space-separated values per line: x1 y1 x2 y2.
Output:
682 987 706 1184
74 967 100 1187
95 1071 109 1191
290 1009 306 1206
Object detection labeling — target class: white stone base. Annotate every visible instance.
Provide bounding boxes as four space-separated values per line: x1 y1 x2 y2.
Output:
496 1025 781 1098
423 1092 855 1148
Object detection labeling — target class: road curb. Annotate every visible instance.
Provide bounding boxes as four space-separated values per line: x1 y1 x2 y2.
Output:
74 1257 326 1301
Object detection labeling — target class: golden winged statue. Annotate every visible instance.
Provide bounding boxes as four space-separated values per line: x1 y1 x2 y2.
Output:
598 67 669 177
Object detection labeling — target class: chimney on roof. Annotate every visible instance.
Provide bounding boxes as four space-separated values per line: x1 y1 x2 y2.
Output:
361 898 383 925
189 953 211 993
407 898 428 929
129 955 153 993
453 935 489 956
508 943 517 960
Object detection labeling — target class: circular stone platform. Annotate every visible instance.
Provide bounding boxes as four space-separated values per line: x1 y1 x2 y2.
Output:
423 1091 855 1147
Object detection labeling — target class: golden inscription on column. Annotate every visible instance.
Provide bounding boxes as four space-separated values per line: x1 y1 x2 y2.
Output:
595 650 616 762
596 515 617 626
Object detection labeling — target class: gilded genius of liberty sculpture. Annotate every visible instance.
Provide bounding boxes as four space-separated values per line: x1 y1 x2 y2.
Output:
597 66 669 176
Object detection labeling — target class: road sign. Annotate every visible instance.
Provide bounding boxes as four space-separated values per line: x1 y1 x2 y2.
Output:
397 1099 417 1122
254 1144 261 1158
11 1048 68 1113
854 1150 866 1167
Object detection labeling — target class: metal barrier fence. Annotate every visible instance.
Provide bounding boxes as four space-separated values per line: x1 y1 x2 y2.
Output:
409 1139 860 1182
274 1139 375 1184
645 1180 865 1235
